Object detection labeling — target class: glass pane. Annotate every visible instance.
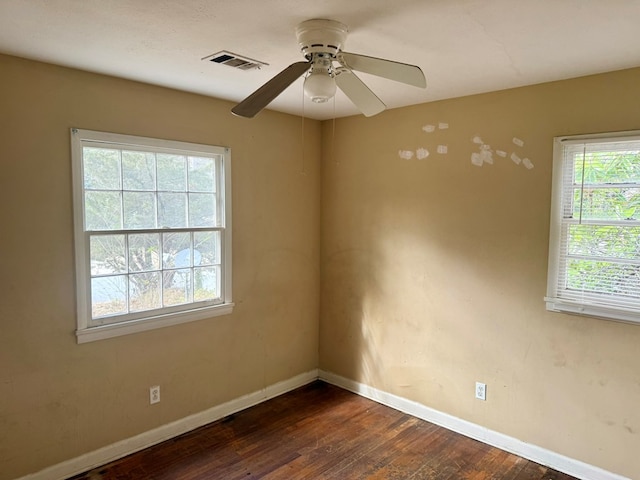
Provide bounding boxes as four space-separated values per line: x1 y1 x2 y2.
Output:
163 232 191 268
90 235 126 275
194 266 219 301
574 151 640 184
158 192 187 228
129 272 161 312
128 233 160 272
188 193 216 227
123 192 156 229
83 147 120 190
122 151 156 191
189 156 216 192
85 191 122 230
573 187 640 220
163 269 192 306
567 259 640 299
92 275 127 318
194 231 220 266
568 225 640 260
157 154 187 191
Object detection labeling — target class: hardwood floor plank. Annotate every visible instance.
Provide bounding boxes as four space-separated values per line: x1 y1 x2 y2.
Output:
69 381 579 480
323 418 438 479
363 422 449 479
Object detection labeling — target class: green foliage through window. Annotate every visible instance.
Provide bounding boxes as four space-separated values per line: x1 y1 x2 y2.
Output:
548 135 640 323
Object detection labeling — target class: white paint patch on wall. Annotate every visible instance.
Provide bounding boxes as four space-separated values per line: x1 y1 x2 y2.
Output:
471 145 494 167
416 148 430 160
401 121 449 160
481 146 494 165
469 135 534 170
399 150 414 160
404 123 532 170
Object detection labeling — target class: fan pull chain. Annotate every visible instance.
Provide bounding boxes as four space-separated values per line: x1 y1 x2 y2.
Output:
300 86 306 175
332 95 338 165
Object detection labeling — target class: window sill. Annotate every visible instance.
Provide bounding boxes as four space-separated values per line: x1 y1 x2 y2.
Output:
76 303 234 343
544 297 640 326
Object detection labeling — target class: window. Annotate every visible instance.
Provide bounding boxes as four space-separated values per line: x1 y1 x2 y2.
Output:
71 129 233 343
546 131 640 325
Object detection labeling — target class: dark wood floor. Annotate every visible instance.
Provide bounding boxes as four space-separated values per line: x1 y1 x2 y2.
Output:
69 381 578 479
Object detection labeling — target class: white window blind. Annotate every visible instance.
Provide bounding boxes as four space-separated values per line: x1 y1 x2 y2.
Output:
546 132 640 324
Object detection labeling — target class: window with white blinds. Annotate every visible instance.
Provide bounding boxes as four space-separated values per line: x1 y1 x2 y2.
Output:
546 132 640 324
71 129 233 343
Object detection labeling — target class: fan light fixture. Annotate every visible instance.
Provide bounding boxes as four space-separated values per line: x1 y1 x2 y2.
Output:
303 52 336 103
304 70 336 103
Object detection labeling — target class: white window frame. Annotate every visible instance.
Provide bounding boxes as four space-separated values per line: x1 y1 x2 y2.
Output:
545 130 640 325
71 129 233 343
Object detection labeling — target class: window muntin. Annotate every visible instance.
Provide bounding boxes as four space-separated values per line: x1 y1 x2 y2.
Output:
88 230 222 322
72 130 232 342
546 133 640 324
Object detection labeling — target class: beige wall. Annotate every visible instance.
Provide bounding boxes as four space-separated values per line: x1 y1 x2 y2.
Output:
320 68 640 479
2 51 639 480
0 54 321 479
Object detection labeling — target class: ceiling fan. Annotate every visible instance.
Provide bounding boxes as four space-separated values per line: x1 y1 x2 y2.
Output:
231 19 427 118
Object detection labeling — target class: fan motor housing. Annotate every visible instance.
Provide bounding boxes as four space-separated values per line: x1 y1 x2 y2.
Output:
296 19 348 58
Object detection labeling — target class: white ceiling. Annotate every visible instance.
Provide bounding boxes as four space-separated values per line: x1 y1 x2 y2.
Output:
1 0 640 120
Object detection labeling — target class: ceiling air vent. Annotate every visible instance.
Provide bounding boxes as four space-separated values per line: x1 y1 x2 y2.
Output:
202 51 268 71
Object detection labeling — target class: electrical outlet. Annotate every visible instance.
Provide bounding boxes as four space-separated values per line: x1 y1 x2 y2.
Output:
150 385 160 404
475 382 486 401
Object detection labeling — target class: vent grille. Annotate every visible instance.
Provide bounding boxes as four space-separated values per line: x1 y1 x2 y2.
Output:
202 51 268 70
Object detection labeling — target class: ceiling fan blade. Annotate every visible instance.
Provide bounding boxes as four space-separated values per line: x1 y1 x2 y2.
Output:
335 68 386 117
339 52 426 88
231 61 310 118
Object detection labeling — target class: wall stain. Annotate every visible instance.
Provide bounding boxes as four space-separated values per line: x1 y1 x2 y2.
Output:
623 421 638 435
553 353 567 368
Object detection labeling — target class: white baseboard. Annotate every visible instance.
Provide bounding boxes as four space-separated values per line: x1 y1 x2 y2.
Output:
319 370 630 480
17 368 630 480
17 369 319 480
